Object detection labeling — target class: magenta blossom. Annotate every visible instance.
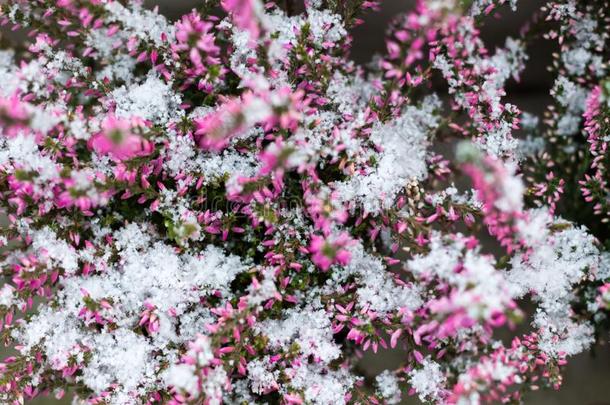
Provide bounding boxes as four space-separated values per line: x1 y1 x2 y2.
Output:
309 233 353 271
88 116 153 161
221 0 261 42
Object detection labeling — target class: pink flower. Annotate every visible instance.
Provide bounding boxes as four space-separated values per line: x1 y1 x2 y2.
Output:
462 155 525 253
264 87 305 132
309 233 353 271
139 301 160 334
173 11 223 90
194 87 304 152
0 95 31 137
598 283 610 310
88 116 153 161
221 0 261 42
193 97 245 151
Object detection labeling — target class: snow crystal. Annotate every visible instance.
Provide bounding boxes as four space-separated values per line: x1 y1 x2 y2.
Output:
255 308 340 363
551 76 589 136
0 50 19 97
32 226 79 274
81 329 157 398
346 243 422 313
334 97 439 214
247 357 279 394
0 135 59 183
409 233 512 320
534 310 594 357
111 74 182 124
164 364 200 396
408 357 447 403
164 130 260 182
288 363 357 405
0 284 15 307
376 370 402 404
507 214 599 309
104 2 175 48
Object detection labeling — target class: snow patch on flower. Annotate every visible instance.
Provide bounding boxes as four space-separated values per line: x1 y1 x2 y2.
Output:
255 308 340 363
111 75 182 124
334 97 439 214
408 357 447 403
376 370 402 404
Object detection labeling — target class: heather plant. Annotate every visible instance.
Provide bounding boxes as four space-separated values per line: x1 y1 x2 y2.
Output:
0 0 609 404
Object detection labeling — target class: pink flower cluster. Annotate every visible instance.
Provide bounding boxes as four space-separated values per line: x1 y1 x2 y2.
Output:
0 1 608 404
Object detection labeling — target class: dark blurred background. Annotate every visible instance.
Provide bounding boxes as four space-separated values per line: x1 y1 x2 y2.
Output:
2 0 609 403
